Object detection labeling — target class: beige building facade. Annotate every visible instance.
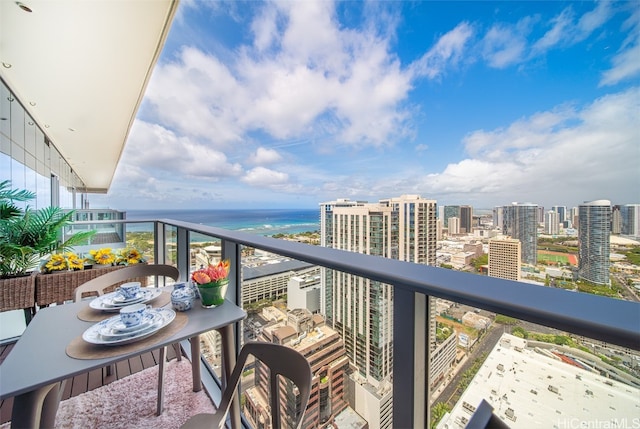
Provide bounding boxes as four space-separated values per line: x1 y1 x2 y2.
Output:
488 238 521 281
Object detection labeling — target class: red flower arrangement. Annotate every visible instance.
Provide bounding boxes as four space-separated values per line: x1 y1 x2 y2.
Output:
191 259 230 285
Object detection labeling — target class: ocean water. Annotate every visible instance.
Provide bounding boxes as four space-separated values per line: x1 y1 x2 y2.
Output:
124 209 320 236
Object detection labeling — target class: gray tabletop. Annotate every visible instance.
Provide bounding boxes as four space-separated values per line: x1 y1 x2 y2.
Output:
0 296 246 399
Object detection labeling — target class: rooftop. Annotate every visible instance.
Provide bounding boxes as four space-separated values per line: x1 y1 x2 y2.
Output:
439 333 640 428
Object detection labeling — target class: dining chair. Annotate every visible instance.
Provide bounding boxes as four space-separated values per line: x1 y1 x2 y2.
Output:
74 263 179 302
181 341 313 429
74 263 181 415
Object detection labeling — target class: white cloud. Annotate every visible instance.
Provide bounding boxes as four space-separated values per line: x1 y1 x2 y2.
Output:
481 21 530 68
531 8 574 53
530 2 613 54
576 1 613 37
123 120 243 179
102 1 637 210
600 42 640 86
248 147 282 165
143 0 475 152
419 87 640 206
410 22 474 79
242 166 289 187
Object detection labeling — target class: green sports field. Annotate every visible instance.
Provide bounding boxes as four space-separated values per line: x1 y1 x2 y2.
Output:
538 250 577 266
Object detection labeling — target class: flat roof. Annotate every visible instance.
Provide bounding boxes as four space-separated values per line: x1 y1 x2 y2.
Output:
243 260 314 280
438 333 640 428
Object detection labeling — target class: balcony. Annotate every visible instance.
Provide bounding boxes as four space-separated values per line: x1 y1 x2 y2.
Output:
2 217 638 428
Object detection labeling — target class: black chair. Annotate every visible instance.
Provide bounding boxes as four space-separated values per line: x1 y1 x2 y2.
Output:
181 341 313 429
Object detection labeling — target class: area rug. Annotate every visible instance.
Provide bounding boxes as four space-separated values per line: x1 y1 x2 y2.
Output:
2 360 215 429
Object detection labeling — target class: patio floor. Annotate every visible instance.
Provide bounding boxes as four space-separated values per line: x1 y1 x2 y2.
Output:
0 340 183 425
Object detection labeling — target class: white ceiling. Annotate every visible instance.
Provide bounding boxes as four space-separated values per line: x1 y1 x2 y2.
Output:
0 0 179 192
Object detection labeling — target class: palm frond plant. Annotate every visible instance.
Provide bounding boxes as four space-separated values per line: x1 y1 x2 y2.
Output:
0 179 34 220
0 180 96 278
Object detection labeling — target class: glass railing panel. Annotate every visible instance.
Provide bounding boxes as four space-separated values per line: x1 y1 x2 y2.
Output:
63 220 154 266
163 224 177 267
188 232 224 379
190 232 222 269
235 243 371 429
431 299 640 428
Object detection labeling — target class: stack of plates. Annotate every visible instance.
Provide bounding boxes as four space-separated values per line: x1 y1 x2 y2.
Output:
82 308 176 346
89 289 163 312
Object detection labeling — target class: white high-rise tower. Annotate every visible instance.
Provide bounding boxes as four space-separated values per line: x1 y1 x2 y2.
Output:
320 195 437 386
578 200 611 285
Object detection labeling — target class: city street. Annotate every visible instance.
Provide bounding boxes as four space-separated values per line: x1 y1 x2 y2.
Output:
432 324 503 408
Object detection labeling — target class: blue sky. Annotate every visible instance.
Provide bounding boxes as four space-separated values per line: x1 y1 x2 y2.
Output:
94 0 640 211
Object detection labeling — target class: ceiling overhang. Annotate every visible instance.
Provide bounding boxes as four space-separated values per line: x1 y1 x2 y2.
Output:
0 0 179 193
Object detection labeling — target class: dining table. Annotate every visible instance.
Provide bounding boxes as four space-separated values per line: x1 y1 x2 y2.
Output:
0 288 246 429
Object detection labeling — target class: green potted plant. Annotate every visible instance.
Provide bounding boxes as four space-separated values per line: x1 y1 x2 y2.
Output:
0 180 95 316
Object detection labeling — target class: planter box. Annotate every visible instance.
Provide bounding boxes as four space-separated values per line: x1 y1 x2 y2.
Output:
0 272 37 313
36 265 149 306
0 272 37 324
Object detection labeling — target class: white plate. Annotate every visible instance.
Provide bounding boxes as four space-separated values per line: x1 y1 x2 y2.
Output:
98 313 162 340
89 289 163 312
112 292 144 304
82 308 176 346
105 312 157 335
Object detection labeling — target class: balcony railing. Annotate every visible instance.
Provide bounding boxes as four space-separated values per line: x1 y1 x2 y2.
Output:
66 217 640 428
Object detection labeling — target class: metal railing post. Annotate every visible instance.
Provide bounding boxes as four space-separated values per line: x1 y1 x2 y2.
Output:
221 238 242 429
154 221 166 266
176 226 190 282
393 287 428 428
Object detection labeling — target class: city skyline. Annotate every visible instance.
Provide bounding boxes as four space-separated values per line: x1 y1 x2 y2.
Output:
90 1 639 211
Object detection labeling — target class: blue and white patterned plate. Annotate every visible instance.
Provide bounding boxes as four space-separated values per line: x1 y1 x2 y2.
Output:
112 292 144 304
82 308 176 346
101 312 158 337
89 288 162 312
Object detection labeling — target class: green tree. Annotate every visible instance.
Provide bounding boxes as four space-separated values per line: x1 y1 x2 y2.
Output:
430 402 452 428
471 254 488 272
512 326 528 338
494 314 518 325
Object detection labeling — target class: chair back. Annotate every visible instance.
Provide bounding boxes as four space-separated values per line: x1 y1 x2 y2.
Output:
192 341 312 429
74 264 180 302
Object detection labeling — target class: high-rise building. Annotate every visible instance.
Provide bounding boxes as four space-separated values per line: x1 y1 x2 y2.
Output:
493 206 504 230
544 210 559 235
320 195 438 429
611 205 622 235
502 203 538 266
621 204 640 238
552 205 567 223
578 200 611 286
320 195 437 387
488 238 521 281
459 205 473 234
571 206 580 228
441 205 472 233
537 206 545 224
288 269 322 313
448 216 460 235
443 205 460 228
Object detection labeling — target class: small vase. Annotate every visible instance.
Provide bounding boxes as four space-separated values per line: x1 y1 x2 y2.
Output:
196 279 228 308
171 282 196 311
